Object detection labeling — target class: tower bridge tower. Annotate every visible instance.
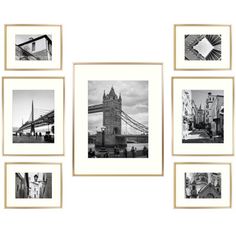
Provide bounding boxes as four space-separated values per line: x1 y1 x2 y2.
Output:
103 86 122 135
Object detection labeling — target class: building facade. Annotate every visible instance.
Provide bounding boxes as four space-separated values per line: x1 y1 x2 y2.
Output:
205 92 224 137
185 172 221 198
103 87 122 135
15 173 29 198
16 35 52 60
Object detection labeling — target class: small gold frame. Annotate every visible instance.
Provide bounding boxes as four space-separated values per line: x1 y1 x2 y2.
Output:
2 76 65 156
174 24 232 70
5 24 63 71
5 162 63 209
172 76 234 156
174 162 232 209
73 62 164 176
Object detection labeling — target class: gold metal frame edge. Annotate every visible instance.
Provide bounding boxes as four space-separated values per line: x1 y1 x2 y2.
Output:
174 162 232 209
4 24 63 71
172 76 234 156
2 76 65 156
72 62 164 176
4 162 63 209
174 24 232 71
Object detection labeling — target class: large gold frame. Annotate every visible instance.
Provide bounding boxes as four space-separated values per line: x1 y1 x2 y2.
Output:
174 24 232 70
172 76 234 156
5 162 63 209
73 62 164 176
2 76 65 156
4 24 63 71
174 162 232 209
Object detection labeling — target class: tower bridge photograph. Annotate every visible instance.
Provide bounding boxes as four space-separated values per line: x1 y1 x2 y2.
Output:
88 80 148 158
12 90 55 143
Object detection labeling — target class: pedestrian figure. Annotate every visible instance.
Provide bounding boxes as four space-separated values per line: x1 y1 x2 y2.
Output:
116 147 120 157
104 152 109 158
131 146 136 158
88 148 95 158
124 148 128 157
113 145 117 157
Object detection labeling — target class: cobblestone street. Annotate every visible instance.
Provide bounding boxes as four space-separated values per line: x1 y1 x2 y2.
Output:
182 129 223 143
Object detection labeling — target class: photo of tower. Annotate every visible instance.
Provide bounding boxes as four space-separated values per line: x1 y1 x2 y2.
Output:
88 80 148 158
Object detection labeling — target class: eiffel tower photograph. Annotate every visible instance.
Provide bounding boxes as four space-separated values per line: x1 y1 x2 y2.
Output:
88 80 149 158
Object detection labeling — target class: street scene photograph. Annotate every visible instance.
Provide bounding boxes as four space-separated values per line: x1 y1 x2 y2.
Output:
12 90 55 143
185 172 221 198
185 34 222 61
88 80 148 158
15 34 52 61
182 90 224 143
15 172 52 199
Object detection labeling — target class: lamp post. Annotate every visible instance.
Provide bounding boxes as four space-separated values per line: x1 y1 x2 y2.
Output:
101 126 106 148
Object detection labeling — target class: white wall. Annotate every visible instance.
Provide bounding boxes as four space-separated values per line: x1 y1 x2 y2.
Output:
0 0 235 236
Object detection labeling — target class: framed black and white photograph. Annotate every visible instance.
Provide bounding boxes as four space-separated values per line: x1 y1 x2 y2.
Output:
172 77 234 156
2 77 64 156
174 163 231 208
73 63 163 176
5 24 62 70
174 25 231 70
5 163 62 208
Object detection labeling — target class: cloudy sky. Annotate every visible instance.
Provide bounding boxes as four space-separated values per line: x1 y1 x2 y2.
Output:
88 80 148 134
191 90 224 108
13 90 54 128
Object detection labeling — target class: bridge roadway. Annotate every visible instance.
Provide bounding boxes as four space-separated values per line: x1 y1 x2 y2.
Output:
17 110 54 133
88 104 103 114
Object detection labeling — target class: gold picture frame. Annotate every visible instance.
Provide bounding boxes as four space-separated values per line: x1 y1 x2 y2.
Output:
172 76 234 156
73 62 164 176
2 76 65 156
174 24 232 70
174 162 232 209
5 24 63 70
5 162 63 209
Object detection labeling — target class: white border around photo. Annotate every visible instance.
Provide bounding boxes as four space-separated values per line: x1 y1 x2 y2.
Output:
174 163 231 208
5 24 62 70
73 63 163 176
172 77 234 156
174 25 231 70
2 77 64 156
5 163 63 209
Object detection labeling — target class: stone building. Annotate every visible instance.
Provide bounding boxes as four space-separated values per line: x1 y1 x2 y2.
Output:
204 92 224 137
40 173 52 198
211 95 224 136
196 104 205 127
182 90 197 135
15 173 29 198
16 35 52 60
103 86 122 135
185 172 221 198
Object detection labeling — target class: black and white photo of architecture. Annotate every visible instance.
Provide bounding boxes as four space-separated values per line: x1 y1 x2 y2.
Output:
15 34 52 61
185 172 221 199
15 172 52 199
88 81 148 158
182 90 224 143
185 35 221 60
12 90 55 143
